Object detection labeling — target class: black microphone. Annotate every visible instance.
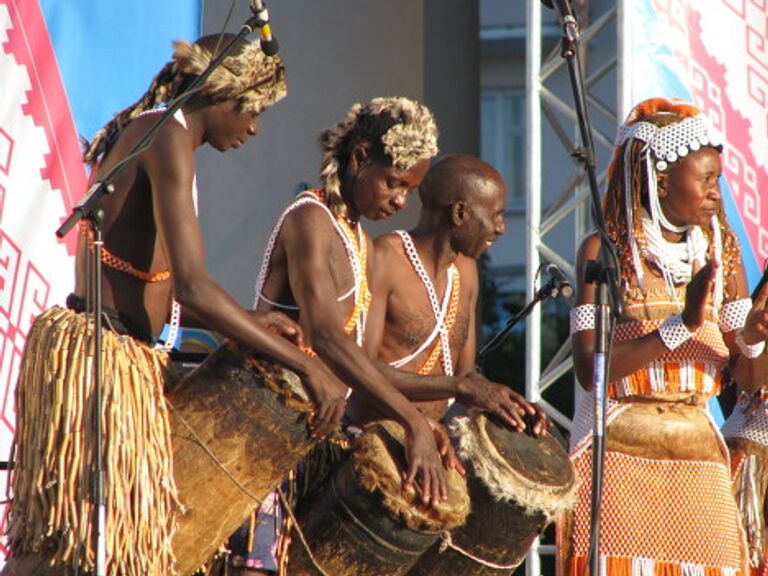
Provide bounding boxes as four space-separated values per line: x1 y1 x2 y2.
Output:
250 0 279 56
545 264 574 299
540 0 579 45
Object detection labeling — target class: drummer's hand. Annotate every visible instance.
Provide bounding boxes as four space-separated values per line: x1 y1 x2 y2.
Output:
427 418 465 476
403 417 448 507
304 358 347 440
457 373 546 435
252 310 305 348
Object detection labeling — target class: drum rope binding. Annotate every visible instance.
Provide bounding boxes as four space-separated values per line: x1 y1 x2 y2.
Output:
438 531 522 570
327 470 431 555
276 482 333 576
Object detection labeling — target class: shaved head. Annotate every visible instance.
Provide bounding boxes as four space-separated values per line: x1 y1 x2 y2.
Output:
419 154 506 209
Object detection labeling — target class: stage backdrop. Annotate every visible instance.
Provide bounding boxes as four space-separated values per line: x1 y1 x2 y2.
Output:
624 0 767 286
0 0 200 562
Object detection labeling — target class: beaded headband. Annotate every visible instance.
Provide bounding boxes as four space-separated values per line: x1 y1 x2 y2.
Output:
612 100 725 309
615 113 722 172
173 39 287 114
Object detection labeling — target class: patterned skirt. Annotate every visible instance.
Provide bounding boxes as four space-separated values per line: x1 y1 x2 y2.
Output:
560 396 748 575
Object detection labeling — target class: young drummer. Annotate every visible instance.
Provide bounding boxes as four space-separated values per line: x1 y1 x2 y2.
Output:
4 35 345 576
229 97 445 575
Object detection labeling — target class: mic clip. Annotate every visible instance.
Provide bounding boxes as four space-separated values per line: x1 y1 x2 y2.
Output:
249 1 269 27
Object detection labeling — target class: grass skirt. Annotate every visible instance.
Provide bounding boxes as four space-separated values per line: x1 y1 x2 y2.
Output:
5 307 179 575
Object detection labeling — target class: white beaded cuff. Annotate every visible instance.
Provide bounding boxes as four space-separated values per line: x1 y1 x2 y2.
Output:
658 314 693 351
735 329 766 359
719 298 751 333
570 304 596 334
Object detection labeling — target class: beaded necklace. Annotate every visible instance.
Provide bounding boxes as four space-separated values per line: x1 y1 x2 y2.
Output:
80 223 171 282
335 214 372 342
395 231 460 375
254 189 371 346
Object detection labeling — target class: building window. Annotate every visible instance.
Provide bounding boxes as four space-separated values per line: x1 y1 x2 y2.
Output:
480 88 525 208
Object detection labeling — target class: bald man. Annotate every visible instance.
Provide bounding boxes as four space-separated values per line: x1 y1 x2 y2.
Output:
349 154 548 434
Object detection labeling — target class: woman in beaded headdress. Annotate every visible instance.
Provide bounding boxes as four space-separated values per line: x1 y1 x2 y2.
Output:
558 97 768 575
3 34 349 576
231 96 451 575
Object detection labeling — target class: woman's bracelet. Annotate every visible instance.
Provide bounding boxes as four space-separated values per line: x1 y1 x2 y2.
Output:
735 329 766 359
658 314 693 351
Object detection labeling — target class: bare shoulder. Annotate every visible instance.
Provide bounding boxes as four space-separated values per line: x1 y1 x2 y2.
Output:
455 254 479 298
371 233 408 287
136 111 192 153
280 199 337 247
577 231 602 263
373 233 405 262
455 254 478 276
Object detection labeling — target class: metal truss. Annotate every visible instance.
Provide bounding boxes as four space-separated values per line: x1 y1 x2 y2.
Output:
524 1 624 573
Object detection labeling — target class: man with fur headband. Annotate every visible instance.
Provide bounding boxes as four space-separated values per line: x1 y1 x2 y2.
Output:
230 97 451 575
3 34 346 576
559 97 768 575
352 154 549 435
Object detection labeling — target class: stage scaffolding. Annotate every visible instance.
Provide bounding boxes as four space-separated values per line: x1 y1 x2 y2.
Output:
523 0 629 572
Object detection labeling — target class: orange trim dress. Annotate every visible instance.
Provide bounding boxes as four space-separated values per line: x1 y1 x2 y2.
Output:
560 284 749 576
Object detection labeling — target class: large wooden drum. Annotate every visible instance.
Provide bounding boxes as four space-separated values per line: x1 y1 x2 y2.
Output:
285 419 470 576
168 342 316 576
406 411 577 575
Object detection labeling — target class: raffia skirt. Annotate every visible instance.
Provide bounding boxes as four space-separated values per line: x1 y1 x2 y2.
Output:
4 306 179 575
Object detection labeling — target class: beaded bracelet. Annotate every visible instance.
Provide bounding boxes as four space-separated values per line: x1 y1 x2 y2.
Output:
570 304 596 334
735 329 766 359
719 298 751 333
658 314 693 351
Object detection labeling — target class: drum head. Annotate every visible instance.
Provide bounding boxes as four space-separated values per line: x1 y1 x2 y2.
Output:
351 419 470 532
485 414 573 489
451 412 576 519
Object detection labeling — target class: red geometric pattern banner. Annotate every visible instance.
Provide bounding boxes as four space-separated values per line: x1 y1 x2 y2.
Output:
0 0 86 561
650 0 768 267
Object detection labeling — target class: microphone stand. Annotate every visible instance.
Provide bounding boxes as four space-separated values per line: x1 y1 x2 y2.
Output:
549 6 624 576
477 277 564 366
55 11 267 576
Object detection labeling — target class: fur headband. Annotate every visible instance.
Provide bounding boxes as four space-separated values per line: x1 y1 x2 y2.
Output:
173 39 287 113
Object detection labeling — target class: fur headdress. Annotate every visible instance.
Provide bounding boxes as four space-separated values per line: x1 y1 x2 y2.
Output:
319 97 439 217
172 39 286 114
83 36 286 164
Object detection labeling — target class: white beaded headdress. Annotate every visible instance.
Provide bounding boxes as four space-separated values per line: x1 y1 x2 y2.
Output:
611 98 724 308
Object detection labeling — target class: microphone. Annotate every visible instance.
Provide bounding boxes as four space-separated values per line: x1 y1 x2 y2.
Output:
250 0 279 56
544 264 574 299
